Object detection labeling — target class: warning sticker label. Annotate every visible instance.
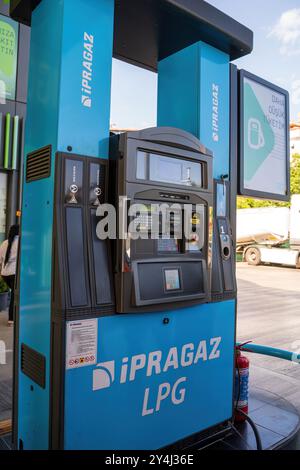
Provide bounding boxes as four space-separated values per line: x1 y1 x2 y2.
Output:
66 319 98 370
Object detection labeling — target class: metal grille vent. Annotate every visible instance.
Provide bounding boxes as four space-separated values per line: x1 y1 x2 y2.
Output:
21 344 46 389
26 145 51 182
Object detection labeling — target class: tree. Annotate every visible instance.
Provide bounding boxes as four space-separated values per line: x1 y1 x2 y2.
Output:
237 154 300 209
290 154 300 195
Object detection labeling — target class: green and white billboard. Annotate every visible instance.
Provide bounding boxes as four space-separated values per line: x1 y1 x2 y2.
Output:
239 70 290 202
0 13 19 101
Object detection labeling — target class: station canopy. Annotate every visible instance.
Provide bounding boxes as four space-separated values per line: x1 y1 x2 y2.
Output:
10 0 253 71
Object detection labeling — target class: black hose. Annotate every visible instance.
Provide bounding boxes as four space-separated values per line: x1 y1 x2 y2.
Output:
239 410 263 450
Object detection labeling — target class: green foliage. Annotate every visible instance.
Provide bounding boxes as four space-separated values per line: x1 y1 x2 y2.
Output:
237 197 289 209
291 154 300 195
237 154 300 209
0 276 9 294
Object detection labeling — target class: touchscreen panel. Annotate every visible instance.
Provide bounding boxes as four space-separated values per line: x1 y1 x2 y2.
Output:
164 268 181 291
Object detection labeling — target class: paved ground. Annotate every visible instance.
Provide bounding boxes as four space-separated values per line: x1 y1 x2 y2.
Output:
0 263 300 444
237 263 300 416
0 309 13 422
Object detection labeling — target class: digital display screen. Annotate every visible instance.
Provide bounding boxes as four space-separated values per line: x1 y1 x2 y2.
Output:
164 269 181 291
134 212 152 233
157 238 179 253
137 151 202 188
131 205 183 238
155 158 182 183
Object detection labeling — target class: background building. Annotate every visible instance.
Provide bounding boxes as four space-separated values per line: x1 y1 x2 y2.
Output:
0 1 30 241
290 118 300 157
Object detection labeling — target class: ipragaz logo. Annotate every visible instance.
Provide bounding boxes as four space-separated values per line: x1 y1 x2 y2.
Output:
81 32 94 108
93 337 221 416
212 83 219 142
93 361 115 390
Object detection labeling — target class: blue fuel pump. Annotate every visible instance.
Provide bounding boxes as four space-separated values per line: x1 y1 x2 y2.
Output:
9 0 257 450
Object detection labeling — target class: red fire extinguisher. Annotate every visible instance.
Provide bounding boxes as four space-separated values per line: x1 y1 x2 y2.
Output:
234 344 250 423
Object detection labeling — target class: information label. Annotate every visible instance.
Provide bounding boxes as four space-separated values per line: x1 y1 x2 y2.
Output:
66 319 98 370
239 70 289 202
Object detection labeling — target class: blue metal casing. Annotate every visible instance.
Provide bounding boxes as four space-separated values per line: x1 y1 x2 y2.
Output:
158 42 230 180
156 39 236 441
64 302 235 450
17 1 236 451
17 0 114 449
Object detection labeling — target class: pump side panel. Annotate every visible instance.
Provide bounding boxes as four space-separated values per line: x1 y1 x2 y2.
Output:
17 0 64 450
64 301 235 450
155 39 236 451
198 43 230 180
157 43 200 138
16 0 114 450
58 0 114 157
158 42 230 180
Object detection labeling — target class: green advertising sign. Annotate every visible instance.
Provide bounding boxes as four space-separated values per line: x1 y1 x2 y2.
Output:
239 70 290 202
0 13 19 100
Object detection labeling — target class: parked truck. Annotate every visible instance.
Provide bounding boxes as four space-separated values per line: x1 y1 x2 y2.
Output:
237 195 300 268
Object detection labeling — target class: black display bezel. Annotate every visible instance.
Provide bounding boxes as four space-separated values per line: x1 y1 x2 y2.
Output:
125 137 213 195
132 258 208 307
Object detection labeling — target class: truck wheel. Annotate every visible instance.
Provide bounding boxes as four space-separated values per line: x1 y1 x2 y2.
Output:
296 256 300 269
245 247 261 266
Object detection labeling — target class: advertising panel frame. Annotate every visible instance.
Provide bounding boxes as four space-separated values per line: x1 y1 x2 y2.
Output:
239 69 290 202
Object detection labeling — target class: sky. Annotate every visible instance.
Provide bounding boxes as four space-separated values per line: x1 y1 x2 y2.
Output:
110 0 300 129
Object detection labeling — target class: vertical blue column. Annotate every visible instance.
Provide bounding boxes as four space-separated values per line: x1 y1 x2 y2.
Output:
25 0 114 159
158 41 230 179
18 0 114 449
157 41 235 426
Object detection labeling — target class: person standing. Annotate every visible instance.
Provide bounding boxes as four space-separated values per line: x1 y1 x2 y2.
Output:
0 225 19 326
